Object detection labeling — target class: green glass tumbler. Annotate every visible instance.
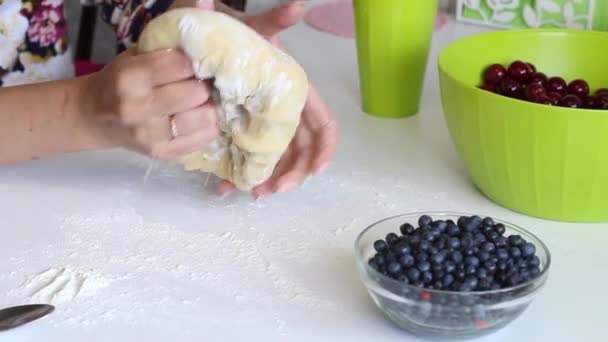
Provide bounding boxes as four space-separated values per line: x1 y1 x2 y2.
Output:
353 0 439 118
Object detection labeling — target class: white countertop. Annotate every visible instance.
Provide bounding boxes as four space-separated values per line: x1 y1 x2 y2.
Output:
2 3 607 341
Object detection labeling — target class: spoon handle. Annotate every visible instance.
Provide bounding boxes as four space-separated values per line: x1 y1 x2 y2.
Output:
0 304 54 331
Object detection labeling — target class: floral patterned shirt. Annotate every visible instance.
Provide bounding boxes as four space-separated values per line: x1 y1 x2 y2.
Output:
0 0 173 87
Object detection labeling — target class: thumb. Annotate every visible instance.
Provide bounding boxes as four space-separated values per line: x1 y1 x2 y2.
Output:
246 1 305 38
194 0 215 10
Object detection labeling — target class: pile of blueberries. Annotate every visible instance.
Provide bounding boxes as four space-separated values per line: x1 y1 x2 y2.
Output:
368 215 542 292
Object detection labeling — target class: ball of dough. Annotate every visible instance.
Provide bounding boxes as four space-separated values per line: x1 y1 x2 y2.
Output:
137 8 309 190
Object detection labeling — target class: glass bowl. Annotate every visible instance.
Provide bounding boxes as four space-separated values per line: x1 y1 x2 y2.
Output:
354 212 551 340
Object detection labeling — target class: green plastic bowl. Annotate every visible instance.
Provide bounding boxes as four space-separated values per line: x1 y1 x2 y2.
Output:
438 29 608 222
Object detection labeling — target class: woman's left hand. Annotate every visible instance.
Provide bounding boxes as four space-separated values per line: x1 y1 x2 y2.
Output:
169 0 339 199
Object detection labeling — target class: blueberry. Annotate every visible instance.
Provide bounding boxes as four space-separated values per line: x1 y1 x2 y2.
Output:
516 258 528 269
400 223 415 235
374 254 385 265
464 248 476 256
456 270 466 281
433 280 444 289
421 231 435 242
484 231 499 242
444 260 456 273
465 265 477 275
508 235 524 246
464 275 479 290
483 260 497 274
528 255 541 267
397 274 409 284
520 269 531 281
373 240 387 252
482 217 495 226
447 222 460 236
412 280 425 287
388 262 402 274
429 247 439 255
433 220 448 232
478 278 491 290
408 234 421 246
465 256 480 267
520 242 536 257
450 251 464 263
494 223 506 235
406 268 421 282
431 253 445 265
497 260 507 272
466 216 482 231
457 216 469 229
461 236 474 249
477 251 491 262
433 269 445 280
509 246 522 259
443 274 455 287
474 233 487 245
399 254 415 268
481 242 495 253
496 248 509 260
392 242 411 256
476 267 488 279
385 252 396 263
448 237 460 249
415 252 429 262
417 261 431 272
368 258 378 270
433 239 446 250
386 233 399 245
421 271 433 284
418 215 433 227
419 240 431 251
494 236 508 248
529 266 541 277
507 273 521 286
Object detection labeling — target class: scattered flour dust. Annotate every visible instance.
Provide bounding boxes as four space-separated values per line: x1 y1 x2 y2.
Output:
11 265 114 305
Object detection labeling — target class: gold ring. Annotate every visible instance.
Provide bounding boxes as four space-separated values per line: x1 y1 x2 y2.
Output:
169 115 178 140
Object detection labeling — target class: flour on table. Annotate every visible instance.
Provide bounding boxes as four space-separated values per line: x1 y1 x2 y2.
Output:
11 266 114 305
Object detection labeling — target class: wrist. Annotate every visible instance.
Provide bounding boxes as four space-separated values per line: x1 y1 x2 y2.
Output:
70 75 120 152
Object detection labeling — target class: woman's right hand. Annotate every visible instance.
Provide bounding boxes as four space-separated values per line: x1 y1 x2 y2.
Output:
79 48 220 160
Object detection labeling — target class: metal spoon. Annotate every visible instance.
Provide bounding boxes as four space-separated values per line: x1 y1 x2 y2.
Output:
0 304 54 332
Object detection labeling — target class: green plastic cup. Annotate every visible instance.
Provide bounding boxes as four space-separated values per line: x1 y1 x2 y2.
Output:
353 0 439 118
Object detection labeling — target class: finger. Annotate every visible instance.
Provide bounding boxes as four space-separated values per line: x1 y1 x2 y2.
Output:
148 79 211 117
252 145 298 198
245 1 305 38
131 48 194 86
170 0 215 11
217 180 236 196
302 83 338 171
172 102 218 136
162 129 218 158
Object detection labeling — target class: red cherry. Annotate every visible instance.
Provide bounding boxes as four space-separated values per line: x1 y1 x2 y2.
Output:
480 83 497 93
527 63 537 73
595 88 608 96
582 96 597 109
546 77 568 95
483 64 507 84
525 83 545 101
527 72 547 86
559 94 582 108
508 61 534 82
596 94 608 109
497 77 522 98
567 79 590 97
536 95 556 105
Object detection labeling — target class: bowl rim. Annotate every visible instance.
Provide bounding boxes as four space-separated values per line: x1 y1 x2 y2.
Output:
354 211 552 298
437 28 608 114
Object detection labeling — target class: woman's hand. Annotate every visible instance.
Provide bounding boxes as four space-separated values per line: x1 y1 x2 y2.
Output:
200 1 339 198
79 48 220 160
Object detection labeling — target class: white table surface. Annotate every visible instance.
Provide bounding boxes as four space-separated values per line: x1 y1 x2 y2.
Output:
2 2 607 341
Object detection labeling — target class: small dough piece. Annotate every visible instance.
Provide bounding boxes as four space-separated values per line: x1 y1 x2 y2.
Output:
137 8 309 190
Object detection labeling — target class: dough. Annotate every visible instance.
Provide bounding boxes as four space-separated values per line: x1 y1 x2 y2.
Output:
137 8 309 190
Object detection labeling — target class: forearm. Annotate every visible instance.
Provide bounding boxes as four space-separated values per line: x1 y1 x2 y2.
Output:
0 78 109 164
